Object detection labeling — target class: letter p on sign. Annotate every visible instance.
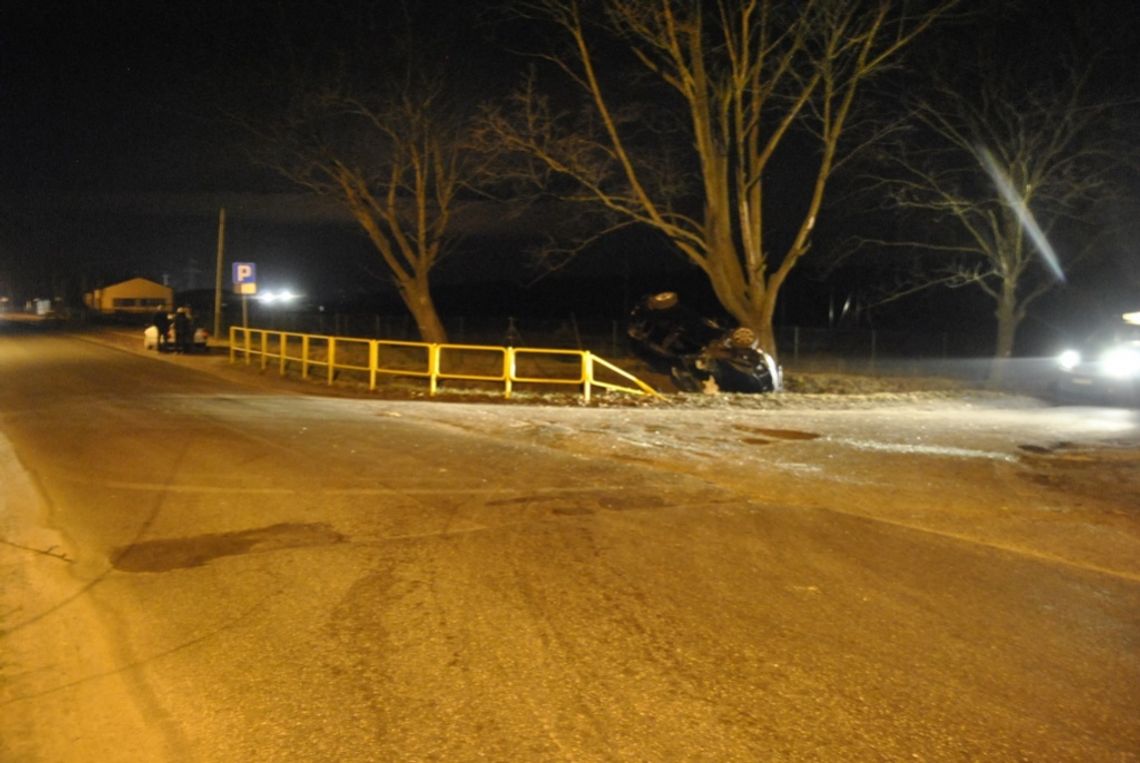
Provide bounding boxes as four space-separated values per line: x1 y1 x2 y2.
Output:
233 263 255 283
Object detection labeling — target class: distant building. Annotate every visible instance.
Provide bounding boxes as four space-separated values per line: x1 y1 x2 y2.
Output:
84 277 174 315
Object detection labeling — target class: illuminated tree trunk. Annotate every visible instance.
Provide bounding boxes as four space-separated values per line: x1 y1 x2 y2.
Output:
397 274 447 345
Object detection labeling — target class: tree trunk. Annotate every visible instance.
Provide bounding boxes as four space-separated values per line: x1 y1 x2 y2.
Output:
707 271 780 360
397 277 447 345
714 293 780 360
988 289 1020 386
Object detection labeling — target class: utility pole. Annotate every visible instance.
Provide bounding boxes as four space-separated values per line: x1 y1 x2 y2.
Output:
213 207 226 339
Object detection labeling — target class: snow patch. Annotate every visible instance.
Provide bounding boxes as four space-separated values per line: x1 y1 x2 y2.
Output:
833 437 1017 461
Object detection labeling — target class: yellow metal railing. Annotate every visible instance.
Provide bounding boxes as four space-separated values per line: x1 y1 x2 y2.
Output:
229 327 660 403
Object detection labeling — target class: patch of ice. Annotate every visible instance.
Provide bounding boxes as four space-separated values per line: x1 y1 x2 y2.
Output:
773 462 824 475
833 437 1016 461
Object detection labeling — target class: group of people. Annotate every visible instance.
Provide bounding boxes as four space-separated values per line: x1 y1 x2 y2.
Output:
152 306 198 353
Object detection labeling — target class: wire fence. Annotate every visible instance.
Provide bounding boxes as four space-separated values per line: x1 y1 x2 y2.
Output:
87 305 1053 391
247 311 988 378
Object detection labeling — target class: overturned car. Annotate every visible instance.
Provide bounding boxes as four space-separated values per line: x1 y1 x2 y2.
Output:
627 291 782 393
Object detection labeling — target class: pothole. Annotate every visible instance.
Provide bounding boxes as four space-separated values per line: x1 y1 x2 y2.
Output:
733 426 821 441
1017 441 1078 455
112 522 347 572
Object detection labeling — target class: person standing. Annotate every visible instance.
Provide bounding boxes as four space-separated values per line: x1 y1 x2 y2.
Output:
173 307 191 353
153 308 171 351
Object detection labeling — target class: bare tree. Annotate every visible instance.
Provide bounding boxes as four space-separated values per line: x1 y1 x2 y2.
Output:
234 0 498 345
253 78 477 344
481 0 957 355
864 55 1125 381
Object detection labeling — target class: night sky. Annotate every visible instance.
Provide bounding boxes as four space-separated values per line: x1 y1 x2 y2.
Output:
5 1 373 299
2 1 1137 343
2 0 612 307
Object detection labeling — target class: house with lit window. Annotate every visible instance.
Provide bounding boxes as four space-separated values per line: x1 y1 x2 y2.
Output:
84 277 174 315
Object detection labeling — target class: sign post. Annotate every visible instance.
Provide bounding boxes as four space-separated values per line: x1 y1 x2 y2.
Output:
232 262 257 331
213 208 226 339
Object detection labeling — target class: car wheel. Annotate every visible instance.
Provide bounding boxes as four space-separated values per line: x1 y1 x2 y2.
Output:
727 327 757 349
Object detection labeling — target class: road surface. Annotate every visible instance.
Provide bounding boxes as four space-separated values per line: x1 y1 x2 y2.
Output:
2 324 1138 761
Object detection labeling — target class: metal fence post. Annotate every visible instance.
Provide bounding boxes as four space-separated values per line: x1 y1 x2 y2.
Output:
428 344 440 396
583 353 593 404
504 347 514 400
369 340 379 390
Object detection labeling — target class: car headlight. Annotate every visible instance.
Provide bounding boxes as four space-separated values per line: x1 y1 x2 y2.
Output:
1057 349 1081 371
1101 346 1140 379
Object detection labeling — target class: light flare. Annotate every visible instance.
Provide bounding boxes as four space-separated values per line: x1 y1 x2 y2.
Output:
1057 349 1080 371
978 146 1065 282
1101 346 1140 379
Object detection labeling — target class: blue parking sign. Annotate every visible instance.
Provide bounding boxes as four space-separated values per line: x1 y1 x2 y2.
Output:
233 262 257 295
233 262 256 284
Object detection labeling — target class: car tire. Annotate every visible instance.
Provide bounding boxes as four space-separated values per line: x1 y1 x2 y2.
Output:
727 327 757 349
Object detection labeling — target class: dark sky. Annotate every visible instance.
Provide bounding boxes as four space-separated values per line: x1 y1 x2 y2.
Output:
1 1 514 299
1 1 1136 333
5 1 238 193
2 0 516 197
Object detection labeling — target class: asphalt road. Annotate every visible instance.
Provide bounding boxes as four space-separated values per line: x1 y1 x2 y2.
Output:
1 324 1138 762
